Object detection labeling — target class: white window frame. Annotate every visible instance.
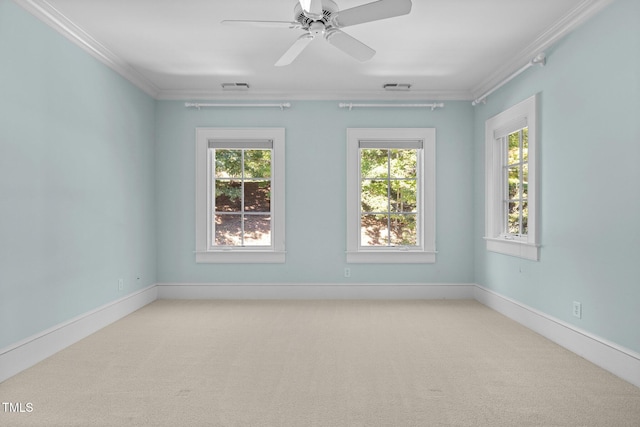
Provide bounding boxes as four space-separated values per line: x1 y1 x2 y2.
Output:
484 94 539 261
195 128 285 263
346 128 436 264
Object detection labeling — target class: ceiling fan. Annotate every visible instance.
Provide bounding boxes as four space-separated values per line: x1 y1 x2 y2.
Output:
222 0 412 66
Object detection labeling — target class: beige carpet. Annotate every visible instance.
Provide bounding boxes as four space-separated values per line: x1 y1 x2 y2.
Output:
1 299 639 426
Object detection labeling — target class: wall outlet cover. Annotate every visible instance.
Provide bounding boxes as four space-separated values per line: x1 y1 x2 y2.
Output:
572 301 582 319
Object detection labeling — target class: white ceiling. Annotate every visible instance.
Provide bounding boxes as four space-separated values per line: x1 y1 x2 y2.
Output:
16 0 613 100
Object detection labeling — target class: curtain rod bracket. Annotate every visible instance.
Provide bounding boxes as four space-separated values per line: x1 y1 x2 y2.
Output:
531 52 546 66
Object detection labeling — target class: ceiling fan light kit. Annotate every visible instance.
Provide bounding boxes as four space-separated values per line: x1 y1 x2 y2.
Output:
222 0 412 66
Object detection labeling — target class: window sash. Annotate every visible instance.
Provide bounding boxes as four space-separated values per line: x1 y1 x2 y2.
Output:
209 147 274 249
358 147 422 249
500 128 528 238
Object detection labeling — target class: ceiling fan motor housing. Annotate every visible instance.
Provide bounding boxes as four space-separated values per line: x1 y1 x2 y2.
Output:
294 0 338 30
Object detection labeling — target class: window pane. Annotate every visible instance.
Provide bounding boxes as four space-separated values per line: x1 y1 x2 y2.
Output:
505 127 529 236
507 202 521 235
215 149 242 178
521 201 529 235
214 214 242 245
522 128 529 162
390 214 417 246
522 164 529 200
244 215 271 246
390 180 417 212
508 166 520 200
508 132 520 165
244 150 271 178
244 180 271 212
390 149 417 179
361 214 389 246
361 179 389 213
215 180 241 212
361 149 389 178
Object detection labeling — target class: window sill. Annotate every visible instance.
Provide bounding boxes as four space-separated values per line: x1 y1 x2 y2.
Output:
484 237 539 261
195 250 286 264
346 250 436 264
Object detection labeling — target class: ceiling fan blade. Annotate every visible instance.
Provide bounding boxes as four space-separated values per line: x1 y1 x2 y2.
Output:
299 0 324 19
221 20 301 29
332 0 412 28
325 29 375 62
275 34 314 66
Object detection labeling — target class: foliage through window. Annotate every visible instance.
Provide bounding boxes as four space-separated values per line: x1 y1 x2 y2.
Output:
504 127 528 237
360 147 419 247
213 148 272 247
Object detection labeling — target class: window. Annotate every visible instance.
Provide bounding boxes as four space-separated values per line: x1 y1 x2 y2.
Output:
346 128 436 263
195 128 285 263
505 127 529 237
485 94 539 260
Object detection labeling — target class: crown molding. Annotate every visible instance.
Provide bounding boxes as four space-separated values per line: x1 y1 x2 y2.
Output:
15 0 614 102
156 88 474 102
13 0 161 98
471 0 615 101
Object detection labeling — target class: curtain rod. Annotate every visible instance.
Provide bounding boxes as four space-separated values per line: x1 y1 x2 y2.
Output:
472 53 546 106
339 102 444 111
185 102 291 110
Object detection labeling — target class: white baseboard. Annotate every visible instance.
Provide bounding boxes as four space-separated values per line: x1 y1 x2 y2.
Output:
474 284 640 388
0 285 158 383
156 282 476 300
4 282 638 390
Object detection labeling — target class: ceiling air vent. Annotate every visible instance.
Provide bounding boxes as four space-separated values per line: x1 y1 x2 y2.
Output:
221 83 250 91
383 83 412 91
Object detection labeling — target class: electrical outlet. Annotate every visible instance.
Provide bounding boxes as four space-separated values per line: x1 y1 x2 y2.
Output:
344 268 351 278
118 278 124 291
572 301 582 319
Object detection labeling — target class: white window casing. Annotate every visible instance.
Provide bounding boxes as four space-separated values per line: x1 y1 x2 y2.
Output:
346 128 437 264
484 94 540 261
195 128 286 263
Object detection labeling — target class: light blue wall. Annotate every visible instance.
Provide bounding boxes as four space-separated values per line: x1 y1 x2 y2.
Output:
155 101 475 283
0 0 157 349
473 0 640 353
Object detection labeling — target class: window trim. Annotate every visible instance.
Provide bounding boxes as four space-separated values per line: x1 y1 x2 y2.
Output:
346 128 436 264
195 128 285 263
484 94 539 261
